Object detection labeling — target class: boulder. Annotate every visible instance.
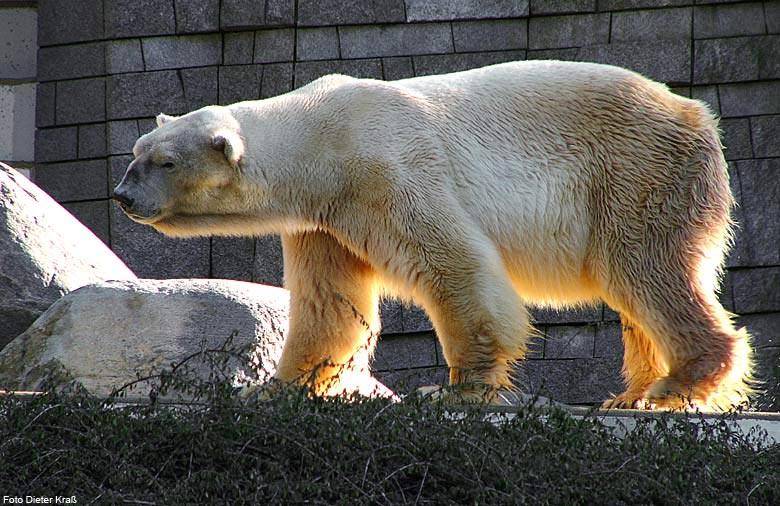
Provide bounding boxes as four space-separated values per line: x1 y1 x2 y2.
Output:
0 278 395 399
0 163 136 349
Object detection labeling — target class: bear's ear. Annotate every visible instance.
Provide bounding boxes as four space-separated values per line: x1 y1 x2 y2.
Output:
211 131 245 169
156 113 178 127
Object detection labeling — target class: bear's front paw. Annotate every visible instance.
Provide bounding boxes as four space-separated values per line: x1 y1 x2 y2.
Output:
646 377 699 411
601 393 655 410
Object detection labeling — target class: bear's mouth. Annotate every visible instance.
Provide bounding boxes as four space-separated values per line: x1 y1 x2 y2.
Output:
114 200 162 224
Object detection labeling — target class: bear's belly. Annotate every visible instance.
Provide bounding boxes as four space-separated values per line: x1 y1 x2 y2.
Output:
496 232 598 307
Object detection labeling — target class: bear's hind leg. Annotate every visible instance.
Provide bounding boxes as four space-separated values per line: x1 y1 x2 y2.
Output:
607 281 752 411
273 231 384 398
602 316 668 409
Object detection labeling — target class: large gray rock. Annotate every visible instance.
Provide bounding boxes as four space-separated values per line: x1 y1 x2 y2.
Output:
0 279 394 399
0 163 136 350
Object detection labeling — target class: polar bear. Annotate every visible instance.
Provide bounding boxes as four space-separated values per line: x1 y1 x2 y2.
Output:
112 60 753 410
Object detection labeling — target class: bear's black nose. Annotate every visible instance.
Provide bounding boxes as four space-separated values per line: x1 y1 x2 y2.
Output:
112 191 134 209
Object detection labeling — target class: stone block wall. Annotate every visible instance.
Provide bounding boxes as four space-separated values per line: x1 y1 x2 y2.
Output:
0 0 37 177
33 0 780 407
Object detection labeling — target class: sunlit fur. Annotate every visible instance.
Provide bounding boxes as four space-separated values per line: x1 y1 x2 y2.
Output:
114 60 754 409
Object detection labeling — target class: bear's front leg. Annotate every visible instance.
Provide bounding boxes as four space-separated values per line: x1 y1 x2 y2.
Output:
273 230 387 398
404 230 533 404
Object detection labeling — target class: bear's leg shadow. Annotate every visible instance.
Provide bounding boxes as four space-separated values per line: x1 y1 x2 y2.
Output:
273 230 382 397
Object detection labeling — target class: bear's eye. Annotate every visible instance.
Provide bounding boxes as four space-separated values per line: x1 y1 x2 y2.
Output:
161 161 175 170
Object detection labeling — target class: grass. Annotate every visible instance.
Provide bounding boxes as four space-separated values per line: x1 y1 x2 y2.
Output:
1 383 778 505
1 330 778 505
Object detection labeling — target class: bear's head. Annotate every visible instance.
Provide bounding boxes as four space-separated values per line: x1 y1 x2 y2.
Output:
112 106 246 235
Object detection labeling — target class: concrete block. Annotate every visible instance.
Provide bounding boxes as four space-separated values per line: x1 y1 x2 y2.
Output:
575 40 691 84
691 85 720 115
181 66 219 110
220 0 265 29
298 0 405 26
109 155 134 188
544 324 595 359
730 159 780 267
693 2 766 39
253 235 283 287
530 0 596 14
107 71 186 120
382 57 415 81
224 32 255 65
373 333 439 371
527 48 579 61
598 0 689 9
525 356 624 405
296 28 340 62
719 118 752 161
38 0 103 46
108 120 140 156
220 0 295 30
593 322 624 359
260 62 294 98
33 160 108 202
35 127 78 163
379 300 404 334
106 40 145 75
737 312 780 349
531 305 602 325
726 163 748 269
105 0 176 38
603 305 621 322
62 200 110 245
406 0 529 21
142 35 222 71
529 13 610 50
0 83 36 162
758 36 780 79
412 51 526 77
294 59 383 88
211 237 255 281
750 115 780 158
402 305 433 333
768 2 780 34
611 8 691 42
266 0 295 25
733 267 780 314
0 7 36 79
36 82 56 129
56 78 106 125
138 118 158 136
340 23 453 59
718 270 734 313
453 19 528 52
175 0 219 33
219 65 262 104
694 37 760 84
38 43 105 82
254 28 295 63
720 81 780 117
110 204 211 278
78 124 107 159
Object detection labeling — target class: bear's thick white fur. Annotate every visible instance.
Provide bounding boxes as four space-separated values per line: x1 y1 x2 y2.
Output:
114 60 753 410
